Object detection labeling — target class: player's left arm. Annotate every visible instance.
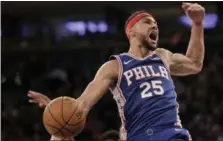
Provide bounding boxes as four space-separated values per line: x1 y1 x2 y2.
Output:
172 3 205 76
157 3 205 76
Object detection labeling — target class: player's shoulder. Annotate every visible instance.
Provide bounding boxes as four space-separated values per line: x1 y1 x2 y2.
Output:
101 59 119 71
104 59 119 69
109 53 127 60
97 59 119 79
154 48 173 56
154 48 173 69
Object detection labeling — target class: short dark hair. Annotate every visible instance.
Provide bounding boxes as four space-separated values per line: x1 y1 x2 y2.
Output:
124 10 148 30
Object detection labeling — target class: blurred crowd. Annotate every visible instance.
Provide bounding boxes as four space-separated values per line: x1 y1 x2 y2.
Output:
174 51 223 141
2 40 223 141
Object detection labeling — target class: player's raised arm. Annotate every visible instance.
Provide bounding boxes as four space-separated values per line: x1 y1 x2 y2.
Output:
169 51 203 76
156 3 205 76
77 59 119 115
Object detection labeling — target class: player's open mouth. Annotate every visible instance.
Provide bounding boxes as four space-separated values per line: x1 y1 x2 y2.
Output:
148 31 158 43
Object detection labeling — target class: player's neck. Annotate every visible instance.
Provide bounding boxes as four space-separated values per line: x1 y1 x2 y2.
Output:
129 39 152 59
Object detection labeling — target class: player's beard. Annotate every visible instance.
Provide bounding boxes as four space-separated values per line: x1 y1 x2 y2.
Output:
141 34 157 51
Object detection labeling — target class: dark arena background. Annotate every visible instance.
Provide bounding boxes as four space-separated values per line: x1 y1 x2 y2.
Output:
1 1 223 141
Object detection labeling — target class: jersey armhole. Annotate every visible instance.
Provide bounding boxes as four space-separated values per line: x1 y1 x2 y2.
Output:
109 55 123 90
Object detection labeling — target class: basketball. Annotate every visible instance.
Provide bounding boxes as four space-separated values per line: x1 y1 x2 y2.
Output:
43 96 86 138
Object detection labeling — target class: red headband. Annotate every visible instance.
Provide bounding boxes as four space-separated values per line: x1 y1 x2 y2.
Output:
125 12 151 39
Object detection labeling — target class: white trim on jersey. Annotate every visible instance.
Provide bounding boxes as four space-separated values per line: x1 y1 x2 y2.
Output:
115 55 124 86
109 55 127 140
123 52 155 61
110 86 127 140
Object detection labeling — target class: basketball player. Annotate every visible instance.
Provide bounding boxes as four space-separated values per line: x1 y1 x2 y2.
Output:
28 3 205 141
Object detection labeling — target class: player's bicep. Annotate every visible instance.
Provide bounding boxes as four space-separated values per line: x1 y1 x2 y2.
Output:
170 53 201 76
78 60 118 114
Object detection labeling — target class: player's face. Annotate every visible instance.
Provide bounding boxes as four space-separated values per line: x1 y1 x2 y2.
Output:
133 16 159 50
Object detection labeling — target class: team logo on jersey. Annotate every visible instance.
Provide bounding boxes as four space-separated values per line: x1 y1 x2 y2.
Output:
152 57 161 60
123 65 169 86
124 59 134 65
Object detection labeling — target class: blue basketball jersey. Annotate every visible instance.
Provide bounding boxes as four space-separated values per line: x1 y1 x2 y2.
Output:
110 52 182 139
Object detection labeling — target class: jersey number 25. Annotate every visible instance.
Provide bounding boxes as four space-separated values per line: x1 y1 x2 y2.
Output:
140 80 164 98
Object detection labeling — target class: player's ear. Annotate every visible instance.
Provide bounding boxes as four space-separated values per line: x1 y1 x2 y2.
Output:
129 28 136 38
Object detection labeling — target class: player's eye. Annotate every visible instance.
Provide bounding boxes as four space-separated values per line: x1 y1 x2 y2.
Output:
144 20 152 24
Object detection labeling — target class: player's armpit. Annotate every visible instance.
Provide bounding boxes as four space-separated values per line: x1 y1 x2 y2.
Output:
77 60 119 115
169 53 202 76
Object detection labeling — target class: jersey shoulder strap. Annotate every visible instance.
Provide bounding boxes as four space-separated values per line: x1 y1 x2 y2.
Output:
109 53 133 64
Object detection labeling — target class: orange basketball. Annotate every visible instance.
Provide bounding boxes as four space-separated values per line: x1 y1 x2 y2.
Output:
43 96 86 138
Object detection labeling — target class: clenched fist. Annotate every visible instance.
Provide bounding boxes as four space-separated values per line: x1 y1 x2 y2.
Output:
182 3 205 24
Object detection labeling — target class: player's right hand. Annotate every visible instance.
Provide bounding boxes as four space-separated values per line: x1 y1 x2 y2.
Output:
27 90 51 108
182 3 205 24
